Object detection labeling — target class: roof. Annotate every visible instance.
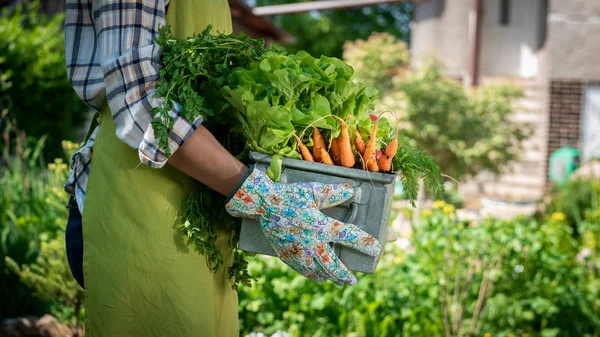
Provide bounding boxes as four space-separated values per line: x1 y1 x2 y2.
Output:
228 0 295 44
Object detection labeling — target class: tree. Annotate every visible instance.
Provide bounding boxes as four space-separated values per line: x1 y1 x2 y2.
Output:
247 0 413 59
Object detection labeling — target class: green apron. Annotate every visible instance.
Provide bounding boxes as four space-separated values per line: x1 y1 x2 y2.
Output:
82 1 238 336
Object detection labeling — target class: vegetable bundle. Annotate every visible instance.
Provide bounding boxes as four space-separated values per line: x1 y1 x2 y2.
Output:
152 25 443 288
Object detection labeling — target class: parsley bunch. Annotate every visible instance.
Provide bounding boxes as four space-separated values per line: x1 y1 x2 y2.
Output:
152 25 266 156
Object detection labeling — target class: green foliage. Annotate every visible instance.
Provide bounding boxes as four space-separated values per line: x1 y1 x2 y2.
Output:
6 236 84 327
392 136 444 205
222 50 379 160
0 123 72 320
0 2 87 160
397 61 530 181
239 202 600 337
250 0 414 59
342 32 410 96
440 186 465 209
152 24 267 157
544 178 600 236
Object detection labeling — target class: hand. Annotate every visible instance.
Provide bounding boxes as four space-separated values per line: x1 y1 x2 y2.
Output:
226 166 381 286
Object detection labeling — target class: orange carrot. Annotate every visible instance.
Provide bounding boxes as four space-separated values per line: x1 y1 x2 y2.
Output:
354 129 367 156
319 142 335 165
331 116 355 168
377 121 399 172
312 126 326 162
294 134 314 162
377 138 398 172
363 119 380 172
320 148 334 165
330 137 342 166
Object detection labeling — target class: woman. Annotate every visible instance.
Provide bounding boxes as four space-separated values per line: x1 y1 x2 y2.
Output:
63 0 381 336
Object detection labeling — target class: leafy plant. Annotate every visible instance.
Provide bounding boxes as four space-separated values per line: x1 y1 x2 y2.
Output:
543 177 600 236
392 135 444 205
151 24 267 157
398 61 530 181
0 2 87 160
1 121 72 320
6 236 84 329
342 32 410 96
239 201 600 337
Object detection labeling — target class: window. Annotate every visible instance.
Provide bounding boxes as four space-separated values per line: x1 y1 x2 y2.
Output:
499 0 510 26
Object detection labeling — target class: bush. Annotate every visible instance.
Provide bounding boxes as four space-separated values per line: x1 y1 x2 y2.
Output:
0 2 87 160
342 32 410 96
0 123 76 321
239 201 600 336
397 62 530 182
543 177 600 236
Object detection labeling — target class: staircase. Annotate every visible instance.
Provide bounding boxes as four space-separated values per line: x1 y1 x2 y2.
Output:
461 77 549 203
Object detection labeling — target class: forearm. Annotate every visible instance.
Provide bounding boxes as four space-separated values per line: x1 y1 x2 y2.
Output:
168 126 248 197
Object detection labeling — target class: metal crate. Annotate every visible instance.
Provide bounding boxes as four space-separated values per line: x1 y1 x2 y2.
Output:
238 151 396 274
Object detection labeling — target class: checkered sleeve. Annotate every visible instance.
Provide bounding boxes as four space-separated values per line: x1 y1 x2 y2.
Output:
96 0 202 167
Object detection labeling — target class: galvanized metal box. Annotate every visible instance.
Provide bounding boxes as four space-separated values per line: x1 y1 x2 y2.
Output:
238 151 396 274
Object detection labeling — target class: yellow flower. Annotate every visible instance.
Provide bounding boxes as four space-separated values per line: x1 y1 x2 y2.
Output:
47 163 57 171
507 334 514 337
522 334 529 337
403 211 411 218
484 333 491 337
551 212 566 222
433 200 446 209
56 163 68 172
62 140 81 150
422 209 432 217
54 158 64 164
443 204 455 214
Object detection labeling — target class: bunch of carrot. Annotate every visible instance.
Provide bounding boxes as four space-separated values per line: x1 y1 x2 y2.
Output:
295 114 398 173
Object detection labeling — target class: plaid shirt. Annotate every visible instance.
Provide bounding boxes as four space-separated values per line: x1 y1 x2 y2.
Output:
64 0 203 213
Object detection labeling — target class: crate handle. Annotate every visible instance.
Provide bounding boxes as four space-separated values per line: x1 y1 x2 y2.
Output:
341 202 359 224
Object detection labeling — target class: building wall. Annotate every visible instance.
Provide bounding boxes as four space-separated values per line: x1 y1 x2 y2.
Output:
548 0 600 80
412 0 546 79
411 0 472 76
479 0 545 78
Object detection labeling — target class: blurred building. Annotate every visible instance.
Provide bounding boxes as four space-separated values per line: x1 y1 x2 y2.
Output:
412 0 600 202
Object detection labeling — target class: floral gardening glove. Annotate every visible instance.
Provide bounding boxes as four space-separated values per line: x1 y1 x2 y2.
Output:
226 166 382 286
